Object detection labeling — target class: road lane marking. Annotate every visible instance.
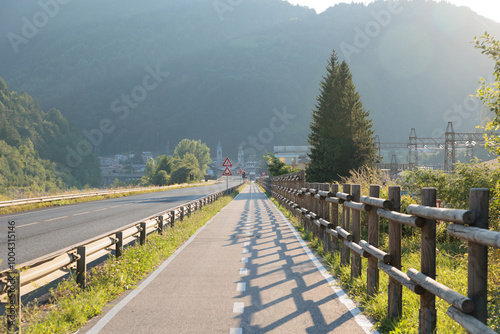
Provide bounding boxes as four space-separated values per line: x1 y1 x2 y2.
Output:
233 302 244 314
44 216 68 222
93 208 108 212
73 211 90 216
17 222 39 228
236 282 246 292
230 328 242 334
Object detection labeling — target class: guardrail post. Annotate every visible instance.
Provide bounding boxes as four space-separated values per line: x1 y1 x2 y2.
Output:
158 216 164 235
187 204 192 217
341 184 351 266
388 186 402 319
170 210 176 228
180 207 184 222
468 188 489 325
331 184 339 252
115 232 123 258
367 185 380 297
351 184 361 279
76 246 87 289
6 270 21 334
140 222 147 245
420 188 437 333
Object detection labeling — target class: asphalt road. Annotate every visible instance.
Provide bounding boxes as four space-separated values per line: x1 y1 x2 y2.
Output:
81 184 373 333
0 178 242 270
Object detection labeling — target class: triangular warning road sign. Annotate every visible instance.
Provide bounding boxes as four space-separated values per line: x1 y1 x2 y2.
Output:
222 158 232 167
222 167 232 176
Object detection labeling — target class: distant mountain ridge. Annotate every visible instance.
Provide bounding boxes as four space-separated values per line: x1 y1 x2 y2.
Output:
0 0 499 158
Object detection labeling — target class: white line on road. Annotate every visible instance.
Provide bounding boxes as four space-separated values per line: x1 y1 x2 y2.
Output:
230 328 242 334
236 282 246 292
233 302 244 314
242 248 248 254
239 268 248 275
72 211 90 216
244 242 250 246
241 257 248 263
17 222 39 228
44 216 68 222
93 208 108 212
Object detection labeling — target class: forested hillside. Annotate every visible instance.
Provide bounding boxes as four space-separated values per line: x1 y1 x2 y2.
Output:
1 0 499 157
0 77 101 194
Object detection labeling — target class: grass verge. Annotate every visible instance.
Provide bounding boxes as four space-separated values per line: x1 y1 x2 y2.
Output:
0 181 217 215
262 188 500 334
0 185 243 334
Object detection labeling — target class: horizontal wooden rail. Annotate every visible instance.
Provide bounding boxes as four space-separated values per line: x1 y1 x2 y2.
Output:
407 204 475 225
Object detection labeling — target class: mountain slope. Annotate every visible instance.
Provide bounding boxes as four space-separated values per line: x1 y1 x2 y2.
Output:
0 0 498 157
0 77 101 193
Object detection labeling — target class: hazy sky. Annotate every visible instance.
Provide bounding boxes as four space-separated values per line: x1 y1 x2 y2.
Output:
286 0 500 23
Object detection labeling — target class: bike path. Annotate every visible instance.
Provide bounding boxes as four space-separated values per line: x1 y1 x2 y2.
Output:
82 183 375 333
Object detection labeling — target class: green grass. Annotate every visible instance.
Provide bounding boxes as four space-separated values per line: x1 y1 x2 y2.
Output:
0 181 216 215
263 189 500 333
0 185 243 334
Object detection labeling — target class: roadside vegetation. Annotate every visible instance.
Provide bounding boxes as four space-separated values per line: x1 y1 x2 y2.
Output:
0 185 242 334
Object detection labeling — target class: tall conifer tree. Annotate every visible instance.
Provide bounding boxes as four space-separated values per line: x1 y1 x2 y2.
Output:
306 50 374 182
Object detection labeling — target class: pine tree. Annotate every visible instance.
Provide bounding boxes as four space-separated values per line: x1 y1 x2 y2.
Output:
306 50 374 182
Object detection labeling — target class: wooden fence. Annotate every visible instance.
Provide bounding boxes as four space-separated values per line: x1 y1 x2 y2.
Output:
257 171 499 334
0 183 241 333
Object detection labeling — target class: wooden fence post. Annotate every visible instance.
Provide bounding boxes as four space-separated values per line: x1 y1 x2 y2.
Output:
76 246 87 289
420 188 437 333
341 184 351 266
388 186 402 319
115 232 123 258
351 184 362 278
331 184 339 252
367 185 380 297
468 188 489 324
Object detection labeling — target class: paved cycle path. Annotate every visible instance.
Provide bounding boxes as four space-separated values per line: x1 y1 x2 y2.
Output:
82 183 374 333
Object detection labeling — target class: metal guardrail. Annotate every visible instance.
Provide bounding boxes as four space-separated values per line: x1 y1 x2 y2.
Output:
258 172 497 334
0 182 217 209
0 182 242 332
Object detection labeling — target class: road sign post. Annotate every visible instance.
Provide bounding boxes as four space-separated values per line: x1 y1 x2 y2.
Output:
222 158 232 193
